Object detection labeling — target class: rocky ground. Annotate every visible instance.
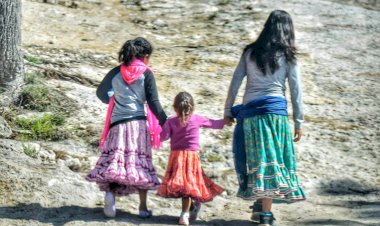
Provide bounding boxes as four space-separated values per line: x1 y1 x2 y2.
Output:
0 0 379 225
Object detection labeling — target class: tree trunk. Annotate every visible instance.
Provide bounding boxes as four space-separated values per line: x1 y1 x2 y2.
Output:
0 0 23 89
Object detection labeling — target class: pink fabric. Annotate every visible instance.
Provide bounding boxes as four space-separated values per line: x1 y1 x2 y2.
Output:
160 114 225 151
98 58 162 151
99 96 115 151
88 121 160 195
146 105 162 149
120 59 149 84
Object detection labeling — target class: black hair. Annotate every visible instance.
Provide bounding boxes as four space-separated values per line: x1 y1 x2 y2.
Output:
173 91 195 125
244 10 297 75
118 37 153 66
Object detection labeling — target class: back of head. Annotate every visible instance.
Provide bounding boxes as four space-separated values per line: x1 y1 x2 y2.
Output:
245 10 297 74
173 91 195 125
118 37 153 66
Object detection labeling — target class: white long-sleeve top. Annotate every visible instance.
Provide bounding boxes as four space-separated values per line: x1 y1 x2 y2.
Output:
224 49 304 129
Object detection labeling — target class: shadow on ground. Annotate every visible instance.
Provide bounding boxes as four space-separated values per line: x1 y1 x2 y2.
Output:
319 178 379 196
309 178 380 226
299 219 379 226
0 203 257 226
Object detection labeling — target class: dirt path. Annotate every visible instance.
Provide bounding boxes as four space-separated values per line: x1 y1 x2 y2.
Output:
0 0 379 225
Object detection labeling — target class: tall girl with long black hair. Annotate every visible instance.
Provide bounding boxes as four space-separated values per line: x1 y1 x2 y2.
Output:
224 10 306 226
86 37 167 218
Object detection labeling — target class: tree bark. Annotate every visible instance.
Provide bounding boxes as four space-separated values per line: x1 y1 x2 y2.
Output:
0 0 23 88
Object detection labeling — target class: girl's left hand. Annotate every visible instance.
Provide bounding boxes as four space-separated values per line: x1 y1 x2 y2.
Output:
294 129 302 142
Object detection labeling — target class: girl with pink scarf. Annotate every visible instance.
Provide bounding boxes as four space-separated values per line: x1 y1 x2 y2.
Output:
86 37 167 218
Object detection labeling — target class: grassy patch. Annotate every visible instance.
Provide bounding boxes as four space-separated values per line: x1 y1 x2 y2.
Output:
16 79 76 116
23 144 38 158
25 55 43 64
206 154 223 162
15 114 66 140
24 71 44 84
18 85 50 111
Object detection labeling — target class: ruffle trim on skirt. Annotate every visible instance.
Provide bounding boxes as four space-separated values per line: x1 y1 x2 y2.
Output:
157 150 224 203
237 163 306 202
86 120 160 196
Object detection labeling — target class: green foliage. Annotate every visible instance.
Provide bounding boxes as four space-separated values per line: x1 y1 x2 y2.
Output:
25 55 43 64
17 80 75 116
16 114 66 140
24 71 43 84
19 84 50 111
23 144 38 158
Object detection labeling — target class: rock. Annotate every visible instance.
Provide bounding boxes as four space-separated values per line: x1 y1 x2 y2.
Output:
0 139 99 208
0 116 12 138
38 149 56 162
190 4 219 20
152 19 168 27
65 157 82 172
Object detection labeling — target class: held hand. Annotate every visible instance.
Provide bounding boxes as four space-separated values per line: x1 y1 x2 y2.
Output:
224 117 235 126
294 129 302 142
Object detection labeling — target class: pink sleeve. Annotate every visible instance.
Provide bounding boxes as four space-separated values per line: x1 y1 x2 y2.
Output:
196 115 225 129
160 120 171 142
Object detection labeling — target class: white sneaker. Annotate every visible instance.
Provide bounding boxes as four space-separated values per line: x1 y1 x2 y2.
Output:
103 192 116 217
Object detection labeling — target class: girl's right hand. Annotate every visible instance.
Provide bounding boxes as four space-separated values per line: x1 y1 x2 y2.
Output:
224 117 234 126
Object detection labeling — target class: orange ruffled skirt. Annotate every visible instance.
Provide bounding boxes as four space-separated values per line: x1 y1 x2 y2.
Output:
157 150 224 203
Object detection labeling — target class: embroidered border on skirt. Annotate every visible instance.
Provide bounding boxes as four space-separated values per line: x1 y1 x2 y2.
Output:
237 114 306 202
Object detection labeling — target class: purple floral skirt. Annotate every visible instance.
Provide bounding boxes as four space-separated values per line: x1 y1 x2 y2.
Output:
86 120 160 196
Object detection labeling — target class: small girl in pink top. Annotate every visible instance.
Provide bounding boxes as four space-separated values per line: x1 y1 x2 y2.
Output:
157 91 226 226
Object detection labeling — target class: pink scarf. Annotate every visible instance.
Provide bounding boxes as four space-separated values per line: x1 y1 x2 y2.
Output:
99 59 162 151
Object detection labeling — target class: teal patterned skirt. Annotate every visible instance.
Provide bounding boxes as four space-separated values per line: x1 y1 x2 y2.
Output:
237 114 306 202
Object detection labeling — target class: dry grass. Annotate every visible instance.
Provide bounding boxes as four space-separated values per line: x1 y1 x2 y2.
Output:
305 115 360 131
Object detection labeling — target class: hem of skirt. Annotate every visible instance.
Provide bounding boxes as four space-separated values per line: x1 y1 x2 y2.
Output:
86 177 160 191
237 186 306 202
156 185 224 203
156 192 222 203
237 194 306 202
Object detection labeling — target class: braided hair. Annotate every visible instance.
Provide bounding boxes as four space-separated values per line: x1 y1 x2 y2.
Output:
118 37 153 66
173 91 195 125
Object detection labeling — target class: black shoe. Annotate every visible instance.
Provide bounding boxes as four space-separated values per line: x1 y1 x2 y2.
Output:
249 200 263 212
258 212 275 226
249 200 262 222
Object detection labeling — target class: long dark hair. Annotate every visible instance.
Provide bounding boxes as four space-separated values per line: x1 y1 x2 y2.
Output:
173 91 194 125
244 10 297 74
118 37 153 66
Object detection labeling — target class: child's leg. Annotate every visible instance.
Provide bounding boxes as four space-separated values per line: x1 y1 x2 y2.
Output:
182 197 191 212
104 185 116 217
138 189 148 211
262 198 272 212
259 198 274 226
189 198 202 221
179 197 191 225
138 189 153 219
